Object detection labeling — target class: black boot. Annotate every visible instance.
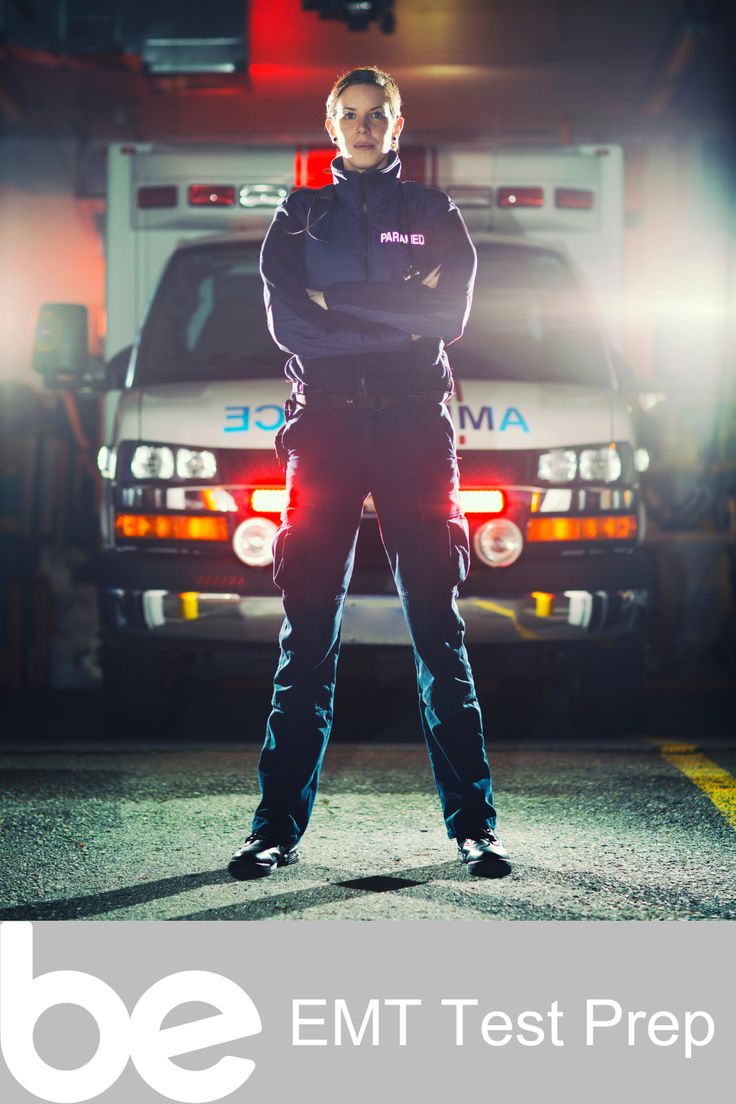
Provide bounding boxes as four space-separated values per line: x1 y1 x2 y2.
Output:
228 835 299 880
457 829 512 878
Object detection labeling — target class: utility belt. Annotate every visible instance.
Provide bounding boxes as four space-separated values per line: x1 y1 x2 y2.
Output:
286 388 449 416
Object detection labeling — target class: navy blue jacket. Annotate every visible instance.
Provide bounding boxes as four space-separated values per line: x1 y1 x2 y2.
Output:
260 151 477 396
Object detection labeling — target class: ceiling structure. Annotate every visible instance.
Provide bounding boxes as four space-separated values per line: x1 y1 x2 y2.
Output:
0 0 733 146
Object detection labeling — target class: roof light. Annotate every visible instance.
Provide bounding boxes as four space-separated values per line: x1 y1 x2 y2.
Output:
526 515 637 542
137 186 177 209
497 187 544 208
188 185 236 207
459 489 505 514
447 186 493 209
556 188 594 210
251 488 287 514
239 184 289 209
294 148 335 189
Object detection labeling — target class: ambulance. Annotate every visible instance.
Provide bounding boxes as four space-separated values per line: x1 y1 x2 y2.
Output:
35 142 652 731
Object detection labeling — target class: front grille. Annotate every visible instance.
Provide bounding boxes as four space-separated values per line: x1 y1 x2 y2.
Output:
457 449 535 486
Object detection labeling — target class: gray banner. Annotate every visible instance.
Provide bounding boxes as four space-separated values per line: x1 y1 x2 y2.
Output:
0 921 733 1103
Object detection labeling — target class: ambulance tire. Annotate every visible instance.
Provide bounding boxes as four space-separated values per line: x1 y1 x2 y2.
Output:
572 635 646 736
100 645 177 739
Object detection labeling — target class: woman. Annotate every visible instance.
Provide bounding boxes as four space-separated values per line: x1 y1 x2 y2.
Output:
228 66 511 880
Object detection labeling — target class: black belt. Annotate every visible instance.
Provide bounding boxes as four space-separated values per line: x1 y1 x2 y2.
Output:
292 389 449 411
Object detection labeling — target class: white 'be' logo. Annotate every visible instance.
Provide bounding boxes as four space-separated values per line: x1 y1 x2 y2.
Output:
0 923 262 1103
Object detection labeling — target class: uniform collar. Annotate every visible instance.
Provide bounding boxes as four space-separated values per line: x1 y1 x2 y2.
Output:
330 150 402 211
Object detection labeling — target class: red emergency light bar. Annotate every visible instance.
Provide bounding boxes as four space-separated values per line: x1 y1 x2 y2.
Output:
294 149 334 189
188 185 236 207
137 185 177 209
497 187 544 208
555 188 594 210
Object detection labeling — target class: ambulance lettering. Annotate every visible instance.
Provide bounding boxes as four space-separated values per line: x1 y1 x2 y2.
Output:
224 405 285 433
457 405 529 433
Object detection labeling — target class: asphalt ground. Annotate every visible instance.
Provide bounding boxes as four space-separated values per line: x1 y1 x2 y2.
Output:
1 664 735 922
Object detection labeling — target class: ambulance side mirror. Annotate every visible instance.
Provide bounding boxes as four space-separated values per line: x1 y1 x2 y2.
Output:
105 346 132 390
33 303 89 389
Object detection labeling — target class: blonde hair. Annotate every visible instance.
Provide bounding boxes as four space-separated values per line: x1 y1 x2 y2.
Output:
326 66 402 120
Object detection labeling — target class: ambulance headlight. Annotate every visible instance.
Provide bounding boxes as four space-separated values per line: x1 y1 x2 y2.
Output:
176 448 217 480
474 518 523 567
131 445 175 480
537 449 577 482
579 445 622 483
233 517 279 567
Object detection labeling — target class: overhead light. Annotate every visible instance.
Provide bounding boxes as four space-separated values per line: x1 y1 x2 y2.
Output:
142 37 245 75
301 0 396 34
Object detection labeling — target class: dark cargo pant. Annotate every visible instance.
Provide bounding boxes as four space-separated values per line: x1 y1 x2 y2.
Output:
251 399 497 846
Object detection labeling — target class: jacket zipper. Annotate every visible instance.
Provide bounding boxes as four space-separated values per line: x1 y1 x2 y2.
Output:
359 174 369 396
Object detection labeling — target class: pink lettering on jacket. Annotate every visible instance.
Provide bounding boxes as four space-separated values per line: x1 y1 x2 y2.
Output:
379 232 425 245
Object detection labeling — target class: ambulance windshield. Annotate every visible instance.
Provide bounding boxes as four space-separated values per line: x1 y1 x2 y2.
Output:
136 240 612 389
451 243 613 389
135 243 284 384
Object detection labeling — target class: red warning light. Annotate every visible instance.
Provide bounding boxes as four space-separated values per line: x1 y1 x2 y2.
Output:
497 187 544 208
294 148 334 189
188 185 236 207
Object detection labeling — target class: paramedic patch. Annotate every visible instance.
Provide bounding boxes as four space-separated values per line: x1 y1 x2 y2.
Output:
379 231 425 245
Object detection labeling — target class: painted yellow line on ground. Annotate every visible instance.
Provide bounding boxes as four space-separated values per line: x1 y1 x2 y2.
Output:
469 599 539 640
643 738 736 829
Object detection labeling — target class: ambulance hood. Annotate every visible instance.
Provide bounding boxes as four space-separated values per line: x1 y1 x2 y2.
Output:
449 379 629 450
135 380 292 450
126 378 632 453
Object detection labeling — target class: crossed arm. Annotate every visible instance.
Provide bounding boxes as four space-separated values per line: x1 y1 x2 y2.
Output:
308 266 441 341
260 190 476 360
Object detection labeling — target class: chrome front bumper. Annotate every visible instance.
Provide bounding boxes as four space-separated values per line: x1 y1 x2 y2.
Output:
104 588 649 646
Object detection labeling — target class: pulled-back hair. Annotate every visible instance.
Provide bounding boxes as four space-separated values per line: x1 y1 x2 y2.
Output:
325 66 402 119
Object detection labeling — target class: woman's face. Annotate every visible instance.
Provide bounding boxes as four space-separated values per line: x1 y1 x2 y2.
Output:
325 84 404 173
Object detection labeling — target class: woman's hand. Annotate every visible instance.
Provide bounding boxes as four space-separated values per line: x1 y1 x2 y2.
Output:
306 289 328 310
310 266 440 335
421 265 441 289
